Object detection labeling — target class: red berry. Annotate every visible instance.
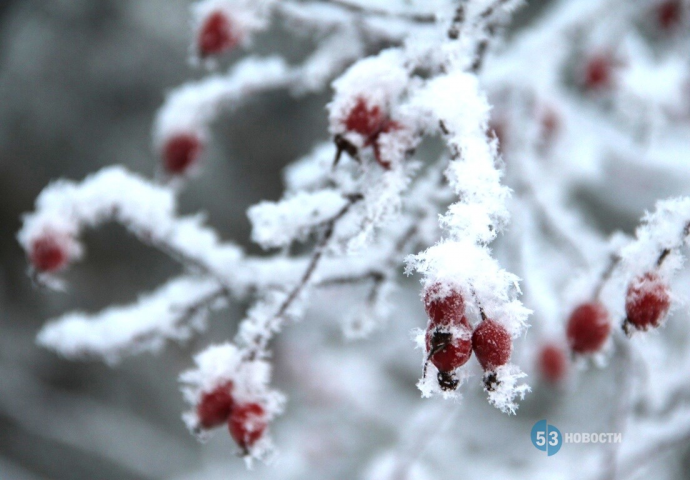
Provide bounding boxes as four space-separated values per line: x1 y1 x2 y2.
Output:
624 273 671 332
583 55 613 91
228 402 267 452
538 344 567 384
657 1 682 30
423 282 465 328
198 11 238 57
344 98 385 139
425 316 473 372
197 381 234 429
566 302 610 354
30 236 69 272
471 320 512 371
163 134 202 175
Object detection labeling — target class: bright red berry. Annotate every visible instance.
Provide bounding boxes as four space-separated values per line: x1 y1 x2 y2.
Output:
657 1 682 30
423 282 465 328
425 316 473 371
197 381 234 429
583 55 613 91
30 236 69 272
163 134 202 175
471 320 512 371
198 11 238 57
624 273 671 332
566 302 610 354
344 98 385 140
228 402 267 452
538 344 567 384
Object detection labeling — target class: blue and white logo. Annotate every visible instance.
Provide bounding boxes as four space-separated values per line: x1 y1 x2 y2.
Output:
531 419 562 456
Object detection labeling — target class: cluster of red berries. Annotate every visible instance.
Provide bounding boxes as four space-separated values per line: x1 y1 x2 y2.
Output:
423 283 513 391
196 381 268 453
29 234 71 273
538 271 672 384
337 98 402 169
198 10 239 58
161 133 203 176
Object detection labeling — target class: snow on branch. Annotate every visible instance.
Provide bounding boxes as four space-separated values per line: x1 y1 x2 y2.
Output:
37 276 224 364
18 166 243 286
248 189 350 250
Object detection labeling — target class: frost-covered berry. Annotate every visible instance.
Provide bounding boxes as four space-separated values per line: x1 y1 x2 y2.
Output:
471 320 512 371
344 98 385 140
30 235 69 273
198 11 238 58
583 55 613 91
228 402 267 452
162 134 202 175
624 273 671 333
197 381 234 429
657 1 682 30
538 344 567 384
423 282 465 327
425 316 472 390
566 302 610 354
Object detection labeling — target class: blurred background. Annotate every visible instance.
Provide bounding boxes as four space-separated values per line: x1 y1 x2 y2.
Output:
1 1 685 479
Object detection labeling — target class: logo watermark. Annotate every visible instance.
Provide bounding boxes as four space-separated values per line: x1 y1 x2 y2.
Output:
531 420 622 456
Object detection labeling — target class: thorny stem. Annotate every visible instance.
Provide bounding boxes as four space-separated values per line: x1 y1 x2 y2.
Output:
243 194 363 360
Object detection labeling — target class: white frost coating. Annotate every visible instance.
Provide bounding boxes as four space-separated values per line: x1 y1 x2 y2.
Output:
485 364 530 415
18 166 244 287
619 197 690 278
282 142 337 193
154 56 291 147
410 72 510 242
248 190 349 249
404 66 528 408
328 48 410 145
180 343 285 457
37 276 222 364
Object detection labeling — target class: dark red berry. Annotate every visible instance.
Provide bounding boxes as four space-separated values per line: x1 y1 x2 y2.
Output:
425 316 473 373
228 402 267 452
566 302 610 354
657 1 682 30
30 236 69 272
583 55 613 91
163 134 202 174
538 344 567 384
624 273 671 332
471 320 512 371
344 98 385 139
198 11 238 57
423 282 465 328
197 381 234 429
